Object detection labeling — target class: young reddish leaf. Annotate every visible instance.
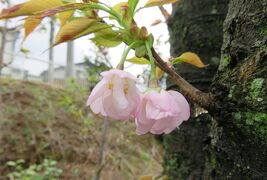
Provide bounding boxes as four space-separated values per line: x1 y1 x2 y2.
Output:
127 57 150 65
24 17 42 39
54 18 111 45
59 10 74 26
55 18 96 45
111 2 133 28
77 22 111 39
173 52 208 68
111 2 131 22
144 0 178 8
32 3 84 19
23 3 80 40
0 0 64 19
113 2 128 14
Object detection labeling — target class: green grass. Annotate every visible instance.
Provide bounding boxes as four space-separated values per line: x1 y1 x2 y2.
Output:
0 79 163 180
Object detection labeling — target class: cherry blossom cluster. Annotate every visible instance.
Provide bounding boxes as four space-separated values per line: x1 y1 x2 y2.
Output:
87 69 190 135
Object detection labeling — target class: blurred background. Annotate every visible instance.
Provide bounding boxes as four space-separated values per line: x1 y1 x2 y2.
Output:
0 0 171 88
0 0 172 179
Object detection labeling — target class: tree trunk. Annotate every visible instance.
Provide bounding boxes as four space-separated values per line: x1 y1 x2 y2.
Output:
210 0 267 178
164 0 266 179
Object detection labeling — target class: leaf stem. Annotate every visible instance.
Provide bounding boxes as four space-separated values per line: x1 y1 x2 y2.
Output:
145 41 157 87
88 2 120 21
116 42 138 70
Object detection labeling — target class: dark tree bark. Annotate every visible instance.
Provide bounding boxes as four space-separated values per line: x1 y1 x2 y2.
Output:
210 0 267 178
164 0 228 179
164 0 266 179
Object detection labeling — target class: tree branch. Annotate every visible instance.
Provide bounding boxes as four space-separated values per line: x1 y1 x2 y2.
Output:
158 6 170 20
151 48 215 110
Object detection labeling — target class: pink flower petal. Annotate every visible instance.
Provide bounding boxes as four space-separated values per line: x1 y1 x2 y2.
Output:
86 79 107 106
88 69 140 121
90 97 107 116
101 69 138 81
135 89 190 135
146 101 161 119
112 76 129 109
168 90 190 121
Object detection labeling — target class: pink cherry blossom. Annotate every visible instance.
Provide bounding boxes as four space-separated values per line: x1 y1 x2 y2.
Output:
135 89 190 135
87 69 141 120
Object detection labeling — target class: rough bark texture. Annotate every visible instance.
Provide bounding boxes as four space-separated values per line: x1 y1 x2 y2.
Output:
164 0 228 179
167 0 228 91
164 0 267 179
210 0 267 178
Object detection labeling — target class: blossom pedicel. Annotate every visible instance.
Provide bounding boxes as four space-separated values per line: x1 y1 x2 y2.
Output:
135 89 190 135
87 69 141 120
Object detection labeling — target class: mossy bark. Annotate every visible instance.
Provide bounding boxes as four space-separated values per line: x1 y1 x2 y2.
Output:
164 0 267 179
210 0 267 178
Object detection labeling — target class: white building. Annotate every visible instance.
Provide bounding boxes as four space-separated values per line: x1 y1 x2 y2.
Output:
40 62 90 88
0 29 22 79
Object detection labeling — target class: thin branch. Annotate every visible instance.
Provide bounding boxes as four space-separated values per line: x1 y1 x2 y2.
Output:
158 6 170 20
151 48 215 110
93 117 109 180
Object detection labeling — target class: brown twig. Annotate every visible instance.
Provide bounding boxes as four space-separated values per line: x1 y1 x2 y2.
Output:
93 117 109 180
158 6 170 20
151 48 215 110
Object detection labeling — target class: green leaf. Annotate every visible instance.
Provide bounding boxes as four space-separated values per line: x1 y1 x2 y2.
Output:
110 2 133 28
54 18 111 45
144 0 178 8
20 47 30 54
147 34 154 47
16 159 25 164
135 45 146 57
7 161 16 166
92 27 123 47
128 0 139 13
112 2 128 14
91 37 122 47
172 57 183 65
127 57 150 65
